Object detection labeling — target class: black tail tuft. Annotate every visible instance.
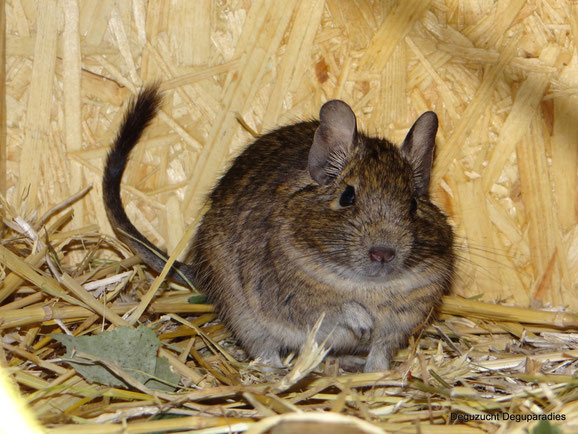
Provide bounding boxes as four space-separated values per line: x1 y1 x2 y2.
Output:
103 85 194 286
104 86 162 188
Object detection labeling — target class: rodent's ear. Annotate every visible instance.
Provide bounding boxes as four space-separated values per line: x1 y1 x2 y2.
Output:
401 111 438 196
309 100 357 185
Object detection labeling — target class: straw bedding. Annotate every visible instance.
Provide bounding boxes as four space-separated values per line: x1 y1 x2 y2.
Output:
1 0 577 432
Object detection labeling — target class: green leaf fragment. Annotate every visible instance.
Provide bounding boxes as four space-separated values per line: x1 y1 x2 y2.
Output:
187 294 208 304
52 325 179 391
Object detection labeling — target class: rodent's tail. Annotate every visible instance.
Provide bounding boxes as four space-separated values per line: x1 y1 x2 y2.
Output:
103 85 194 287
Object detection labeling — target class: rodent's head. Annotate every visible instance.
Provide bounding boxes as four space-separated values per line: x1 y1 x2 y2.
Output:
284 100 453 286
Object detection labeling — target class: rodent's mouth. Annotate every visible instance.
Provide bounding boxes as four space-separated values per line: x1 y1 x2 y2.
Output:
335 257 401 280
315 256 396 281
361 263 396 278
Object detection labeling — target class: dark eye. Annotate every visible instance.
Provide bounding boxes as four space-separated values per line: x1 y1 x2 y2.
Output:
339 185 355 207
410 197 418 215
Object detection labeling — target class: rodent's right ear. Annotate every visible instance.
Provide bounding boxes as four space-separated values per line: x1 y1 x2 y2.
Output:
401 111 438 196
308 100 357 185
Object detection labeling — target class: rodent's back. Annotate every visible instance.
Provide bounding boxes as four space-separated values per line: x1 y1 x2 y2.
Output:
209 121 319 207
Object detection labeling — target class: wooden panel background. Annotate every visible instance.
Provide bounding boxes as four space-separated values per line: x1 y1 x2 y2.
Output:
3 0 577 311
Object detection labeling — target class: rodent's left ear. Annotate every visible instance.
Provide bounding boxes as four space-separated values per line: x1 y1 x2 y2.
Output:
401 111 438 196
309 100 357 185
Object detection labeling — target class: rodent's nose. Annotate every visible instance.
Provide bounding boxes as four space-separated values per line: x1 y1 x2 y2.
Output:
369 247 396 264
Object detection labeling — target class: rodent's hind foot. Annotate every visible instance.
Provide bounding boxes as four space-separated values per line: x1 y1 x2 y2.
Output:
251 349 284 370
326 354 366 372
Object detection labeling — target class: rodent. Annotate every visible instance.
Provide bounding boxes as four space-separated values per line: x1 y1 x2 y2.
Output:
103 86 454 372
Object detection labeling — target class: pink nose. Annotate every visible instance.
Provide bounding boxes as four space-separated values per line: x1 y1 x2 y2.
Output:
369 247 396 263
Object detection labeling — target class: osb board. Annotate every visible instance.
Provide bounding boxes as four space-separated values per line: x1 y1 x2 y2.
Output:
3 0 577 313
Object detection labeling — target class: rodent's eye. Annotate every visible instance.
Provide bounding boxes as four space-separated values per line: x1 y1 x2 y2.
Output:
339 185 356 207
410 197 418 215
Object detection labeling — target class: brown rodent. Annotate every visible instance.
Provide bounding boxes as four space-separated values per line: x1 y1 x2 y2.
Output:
103 86 454 372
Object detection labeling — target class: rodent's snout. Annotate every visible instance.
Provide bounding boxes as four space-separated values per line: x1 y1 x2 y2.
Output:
357 226 413 277
368 246 396 264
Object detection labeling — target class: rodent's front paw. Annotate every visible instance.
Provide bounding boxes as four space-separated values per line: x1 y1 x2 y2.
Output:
341 302 373 342
364 346 390 373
